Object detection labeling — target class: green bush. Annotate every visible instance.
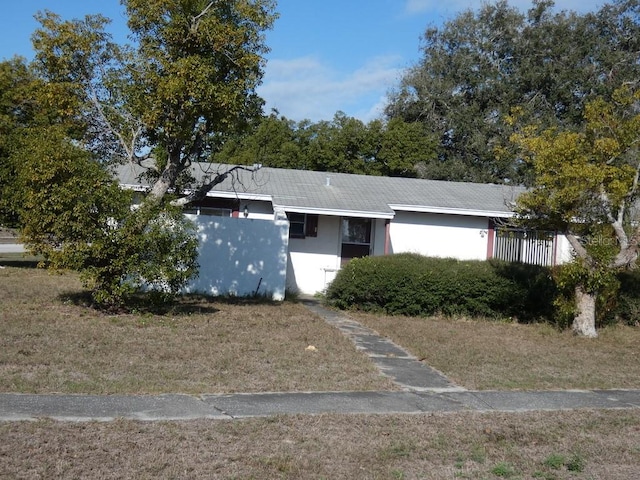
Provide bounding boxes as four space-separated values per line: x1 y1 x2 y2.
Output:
550 265 640 328
326 253 640 325
609 270 640 326
326 254 556 320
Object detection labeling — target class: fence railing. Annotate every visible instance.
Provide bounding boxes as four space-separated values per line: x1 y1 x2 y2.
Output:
493 229 555 266
0 228 19 244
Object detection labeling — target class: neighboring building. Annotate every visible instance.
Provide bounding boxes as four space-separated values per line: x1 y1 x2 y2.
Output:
117 163 572 296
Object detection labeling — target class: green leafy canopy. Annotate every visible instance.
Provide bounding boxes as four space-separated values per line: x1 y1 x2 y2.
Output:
2 1 277 306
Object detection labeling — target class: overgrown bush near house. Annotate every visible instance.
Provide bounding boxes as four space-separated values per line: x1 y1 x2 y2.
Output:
326 254 556 320
488 260 557 322
614 271 640 326
327 253 640 325
549 263 640 328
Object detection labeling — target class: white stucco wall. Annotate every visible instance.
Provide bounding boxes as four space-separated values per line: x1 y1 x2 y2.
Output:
287 215 342 294
242 200 274 220
554 234 575 265
389 211 489 260
287 212 495 295
185 215 289 300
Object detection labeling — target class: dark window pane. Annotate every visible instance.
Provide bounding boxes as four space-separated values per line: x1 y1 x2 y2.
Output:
342 218 371 244
341 244 370 265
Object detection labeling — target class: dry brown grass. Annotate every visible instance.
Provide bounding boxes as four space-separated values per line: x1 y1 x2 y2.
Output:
1 410 639 479
0 266 395 394
352 311 640 391
3 263 640 478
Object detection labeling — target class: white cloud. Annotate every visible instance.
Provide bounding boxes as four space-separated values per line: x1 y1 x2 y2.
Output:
260 0 608 122
404 0 433 15
258 55 403 122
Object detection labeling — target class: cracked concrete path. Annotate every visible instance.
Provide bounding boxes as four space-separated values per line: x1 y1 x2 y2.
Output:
2 299 640 422
301 299 463 392
1 390 639 421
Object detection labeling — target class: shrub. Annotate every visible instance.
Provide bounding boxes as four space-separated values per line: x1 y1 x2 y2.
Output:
326 254 556 320
327 253 640 325
551 265 640 328
609 270 640 326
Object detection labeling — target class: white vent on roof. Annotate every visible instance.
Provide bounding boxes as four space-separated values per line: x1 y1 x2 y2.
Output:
325 177 331 186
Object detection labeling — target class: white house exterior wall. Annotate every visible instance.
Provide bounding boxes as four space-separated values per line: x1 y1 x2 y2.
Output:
185 215 289 300
389 211 489 260
555 234 575 264
286 213 492 295
242 200 273 220
287 215 342 294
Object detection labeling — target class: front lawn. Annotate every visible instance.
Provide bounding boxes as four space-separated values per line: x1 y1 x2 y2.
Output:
352 311 640 390
0 266 394 394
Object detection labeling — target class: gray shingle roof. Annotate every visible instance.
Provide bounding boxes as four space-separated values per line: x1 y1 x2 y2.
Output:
115 162 523 218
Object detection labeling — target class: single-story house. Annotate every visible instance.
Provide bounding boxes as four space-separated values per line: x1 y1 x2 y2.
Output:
117 163 572 298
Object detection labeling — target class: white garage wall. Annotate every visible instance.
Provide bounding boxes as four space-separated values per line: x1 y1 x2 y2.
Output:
554 234 575 265
287 215 342 294
185 215 290 301
389 211 489 260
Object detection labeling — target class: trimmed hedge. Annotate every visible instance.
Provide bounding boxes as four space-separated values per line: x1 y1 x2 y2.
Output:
326 253 640 324
326 253 556 320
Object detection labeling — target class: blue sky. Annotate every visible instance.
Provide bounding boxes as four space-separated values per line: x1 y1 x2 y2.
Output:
1 0 605 122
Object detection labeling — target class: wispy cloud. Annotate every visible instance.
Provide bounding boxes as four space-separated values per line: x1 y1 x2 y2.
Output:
258 55 403 122
259 0 607 123
404 0 433 15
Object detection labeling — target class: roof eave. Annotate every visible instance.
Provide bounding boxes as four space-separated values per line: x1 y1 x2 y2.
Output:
389 204 515 218
275 204 395 219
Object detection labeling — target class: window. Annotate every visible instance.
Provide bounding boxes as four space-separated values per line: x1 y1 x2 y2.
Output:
287 213 318 239
341 217 372 265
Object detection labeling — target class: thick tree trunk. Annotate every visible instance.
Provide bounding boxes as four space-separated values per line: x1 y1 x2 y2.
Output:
147 150 183 203
572 285 598 338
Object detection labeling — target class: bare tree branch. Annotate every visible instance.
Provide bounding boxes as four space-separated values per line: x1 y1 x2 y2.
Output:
190 2 215 34
170 164 262 207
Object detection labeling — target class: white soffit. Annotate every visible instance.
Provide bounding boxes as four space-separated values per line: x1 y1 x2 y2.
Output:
389 204 515 218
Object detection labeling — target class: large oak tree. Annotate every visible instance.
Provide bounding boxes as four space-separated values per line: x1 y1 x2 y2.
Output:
513 86 640 337
386 0 640 184
5 0 277 306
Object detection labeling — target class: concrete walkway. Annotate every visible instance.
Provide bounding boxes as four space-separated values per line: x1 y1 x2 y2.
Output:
1 300 640 422
0 244 25 253
2 390 639 422
302 299 462 393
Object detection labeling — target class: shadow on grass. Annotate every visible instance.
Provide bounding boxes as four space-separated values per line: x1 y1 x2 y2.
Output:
58 290 289 315
58 290 222 316
0 260 41 268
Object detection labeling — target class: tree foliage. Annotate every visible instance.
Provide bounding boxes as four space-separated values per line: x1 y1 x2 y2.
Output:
216 112 437 177
0 58 40 227
513 86 640 336
386 0 640 184
3 1 276 306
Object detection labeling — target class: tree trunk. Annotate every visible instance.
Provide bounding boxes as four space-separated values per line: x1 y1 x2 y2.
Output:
572 285 598 338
